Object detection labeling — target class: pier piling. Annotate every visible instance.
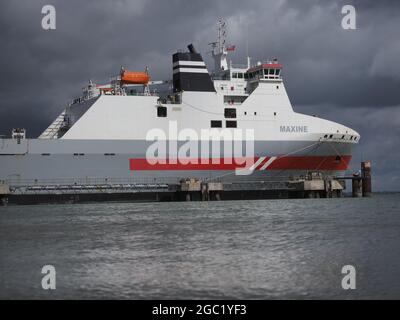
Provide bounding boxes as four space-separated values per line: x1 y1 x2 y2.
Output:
0 184 10 206
361 161 372 197
352 176 363 197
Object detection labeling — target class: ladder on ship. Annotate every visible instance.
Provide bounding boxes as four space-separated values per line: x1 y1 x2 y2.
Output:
38 110 66 139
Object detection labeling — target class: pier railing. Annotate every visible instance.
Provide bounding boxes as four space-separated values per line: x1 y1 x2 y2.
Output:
3 175 294 187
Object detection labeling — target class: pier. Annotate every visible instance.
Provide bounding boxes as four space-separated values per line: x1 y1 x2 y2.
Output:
334 161 372 198
0 161 372 205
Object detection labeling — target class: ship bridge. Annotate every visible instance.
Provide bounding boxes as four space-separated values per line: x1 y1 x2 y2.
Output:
208 19 286 105
247 62 282 82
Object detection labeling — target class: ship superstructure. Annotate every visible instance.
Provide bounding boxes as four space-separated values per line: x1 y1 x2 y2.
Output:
0 21 360 187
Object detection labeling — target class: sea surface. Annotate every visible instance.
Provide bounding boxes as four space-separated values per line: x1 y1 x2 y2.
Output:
1 193 400 299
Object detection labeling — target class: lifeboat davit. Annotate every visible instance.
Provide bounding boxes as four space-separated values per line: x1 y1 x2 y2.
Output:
120 70 150 85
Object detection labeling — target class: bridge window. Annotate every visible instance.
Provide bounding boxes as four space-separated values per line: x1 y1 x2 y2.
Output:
232 72 238 79
211 120 222 128
276 69 281 75
238 73 244 79
269 69 275 75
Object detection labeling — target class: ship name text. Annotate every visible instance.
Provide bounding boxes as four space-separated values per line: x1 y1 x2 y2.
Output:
280 125 308 133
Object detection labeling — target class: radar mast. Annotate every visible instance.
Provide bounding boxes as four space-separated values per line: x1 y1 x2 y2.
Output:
210 19 229 74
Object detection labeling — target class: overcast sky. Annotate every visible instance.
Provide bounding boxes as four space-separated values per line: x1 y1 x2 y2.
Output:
0 0 399 191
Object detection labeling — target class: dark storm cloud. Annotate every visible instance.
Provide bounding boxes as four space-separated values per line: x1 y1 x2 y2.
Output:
0 0 399 190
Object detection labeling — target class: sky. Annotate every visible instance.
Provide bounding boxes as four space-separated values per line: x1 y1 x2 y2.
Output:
0 0 399 191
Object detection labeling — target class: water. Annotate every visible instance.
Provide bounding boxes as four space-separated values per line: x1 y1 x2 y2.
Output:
1 194 400 299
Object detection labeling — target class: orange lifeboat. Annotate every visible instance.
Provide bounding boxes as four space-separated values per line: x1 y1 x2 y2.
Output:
120 70 150 85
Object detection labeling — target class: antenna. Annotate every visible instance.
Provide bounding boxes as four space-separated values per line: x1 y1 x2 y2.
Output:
211 19 229 73
246 22 249 58
245 22 251 68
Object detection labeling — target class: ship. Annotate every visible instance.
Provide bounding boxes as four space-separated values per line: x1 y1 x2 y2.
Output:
0 21 360 191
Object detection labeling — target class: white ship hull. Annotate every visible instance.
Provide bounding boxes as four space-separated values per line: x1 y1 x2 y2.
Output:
0 137 355 186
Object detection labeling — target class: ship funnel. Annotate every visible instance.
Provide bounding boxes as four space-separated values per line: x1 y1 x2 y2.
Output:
172 45 215 93
187 44 198 54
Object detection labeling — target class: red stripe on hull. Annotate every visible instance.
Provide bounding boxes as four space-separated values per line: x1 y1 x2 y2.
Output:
129 156 351 171
129 157 252 171
267 155 351 170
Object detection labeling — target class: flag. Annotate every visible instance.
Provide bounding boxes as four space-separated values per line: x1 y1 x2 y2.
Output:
226 45 235 52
